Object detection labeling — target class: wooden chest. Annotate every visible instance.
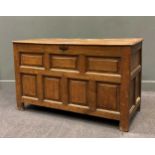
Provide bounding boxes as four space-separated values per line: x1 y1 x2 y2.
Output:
13 38 143 132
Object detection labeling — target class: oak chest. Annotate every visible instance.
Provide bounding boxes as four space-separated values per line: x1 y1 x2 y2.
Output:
13 38 143 131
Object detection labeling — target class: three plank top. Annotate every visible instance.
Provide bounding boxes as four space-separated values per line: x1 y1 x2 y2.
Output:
13 38 143 46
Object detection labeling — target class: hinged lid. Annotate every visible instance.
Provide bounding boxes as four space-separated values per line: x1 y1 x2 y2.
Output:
13 38 144 46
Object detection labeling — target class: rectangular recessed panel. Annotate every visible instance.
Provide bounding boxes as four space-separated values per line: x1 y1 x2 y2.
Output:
51 55 77 70
97 83 119 111
21 53 43 67
87 57 119 73
22 74 37 97
131 50 141 70
44 77 61 101
135 73 140 99
69 79 88 106
130 78 136 108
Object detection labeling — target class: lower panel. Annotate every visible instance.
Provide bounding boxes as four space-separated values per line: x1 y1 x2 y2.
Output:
97 83 119 111
21 74 37 98
43 76 61 101
130 72 141 108
69 79 88 106
20 73 120 120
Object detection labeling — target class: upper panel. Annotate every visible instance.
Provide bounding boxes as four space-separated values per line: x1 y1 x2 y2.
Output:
13 38 143 46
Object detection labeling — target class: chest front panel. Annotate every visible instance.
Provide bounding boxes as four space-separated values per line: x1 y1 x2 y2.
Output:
15 44 122 118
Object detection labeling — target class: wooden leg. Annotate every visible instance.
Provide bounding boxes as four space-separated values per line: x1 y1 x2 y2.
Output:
119 48 131 132
17 102 25 111
137 103 141 111
119 119 129 132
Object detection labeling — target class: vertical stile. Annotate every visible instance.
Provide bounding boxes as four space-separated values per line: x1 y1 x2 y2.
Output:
61 76 68 104
78 55 86 73
44 52 50 70
119 47 131 132
88 80 96 112
37 74 43 101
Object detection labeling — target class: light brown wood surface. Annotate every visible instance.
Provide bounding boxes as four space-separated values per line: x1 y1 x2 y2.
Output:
13 38 143 46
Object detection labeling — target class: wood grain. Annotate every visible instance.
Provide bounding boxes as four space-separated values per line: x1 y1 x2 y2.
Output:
21 53 43 67
13 38 143 46
97 83 118 111
87 57 119 73
22 74 37 97
51 55 77 70
69 79 88 106
44 77 61 101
